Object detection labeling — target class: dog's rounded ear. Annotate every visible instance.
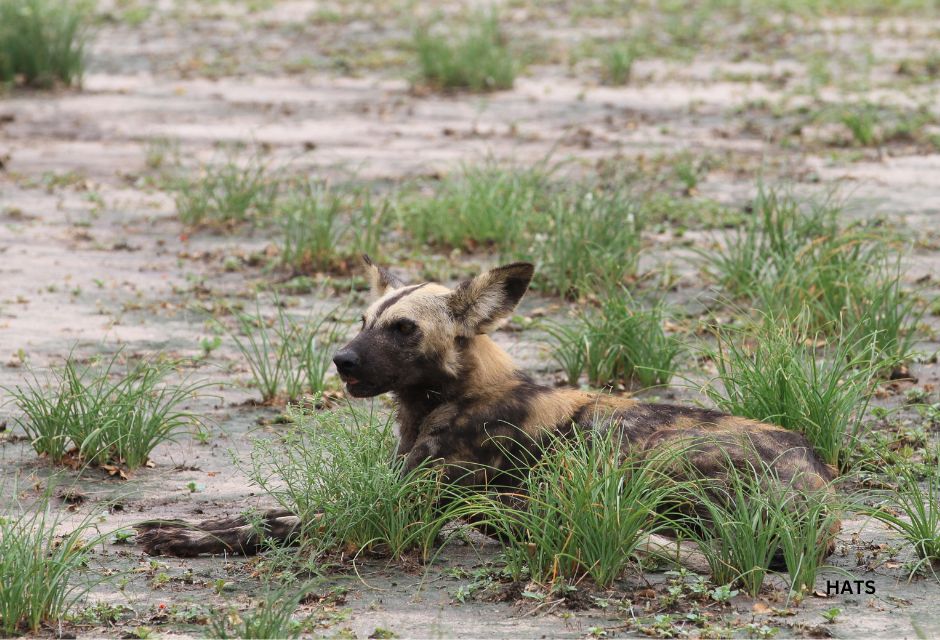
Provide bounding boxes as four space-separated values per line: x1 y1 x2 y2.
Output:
362 254 405 299
448 262 535 335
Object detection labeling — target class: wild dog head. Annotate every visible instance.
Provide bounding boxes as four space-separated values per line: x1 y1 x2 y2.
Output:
332 255 534 397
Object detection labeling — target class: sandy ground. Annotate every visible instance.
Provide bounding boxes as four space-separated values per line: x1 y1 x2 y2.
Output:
2 1 940 638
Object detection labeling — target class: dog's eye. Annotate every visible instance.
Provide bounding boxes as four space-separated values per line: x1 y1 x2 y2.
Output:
392 319 416 336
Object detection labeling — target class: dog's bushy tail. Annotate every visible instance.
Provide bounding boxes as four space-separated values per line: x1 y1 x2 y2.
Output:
135 509 300 557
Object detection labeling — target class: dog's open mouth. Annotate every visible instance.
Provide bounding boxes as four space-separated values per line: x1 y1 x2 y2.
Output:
339 373 376 397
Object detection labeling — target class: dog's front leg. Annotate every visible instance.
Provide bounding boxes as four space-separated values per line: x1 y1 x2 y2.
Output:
401 434 529 543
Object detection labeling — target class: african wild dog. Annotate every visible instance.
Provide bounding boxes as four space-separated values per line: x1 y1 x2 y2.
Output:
136 257 837 557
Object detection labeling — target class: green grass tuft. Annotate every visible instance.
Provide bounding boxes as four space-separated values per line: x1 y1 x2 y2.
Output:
278 181 345 274
396 161 552 256
208 583 313 639
678 458 838 597
601 43 635 85
457 430 685 588
812 102 938 148
866 465 940 579
838 104 878 146
699 188 920 366
221 296 347 404
534 185 644 298
0 0 90 88
247 404 459 562
278 182 390 275
848 265 924 370
0 485 105 635
414 12 517 92
172 153 279 227
7 352 206 469
776 485 840 597
547 288 681 388
398 161 644 298
702 313 885 471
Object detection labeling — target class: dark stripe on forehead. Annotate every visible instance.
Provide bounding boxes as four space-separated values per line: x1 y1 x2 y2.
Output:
371 283 428 325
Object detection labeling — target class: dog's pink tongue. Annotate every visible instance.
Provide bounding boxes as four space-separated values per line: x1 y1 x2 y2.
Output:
346 376 359 385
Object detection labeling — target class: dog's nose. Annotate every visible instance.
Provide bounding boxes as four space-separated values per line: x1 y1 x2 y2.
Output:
332 350 360 375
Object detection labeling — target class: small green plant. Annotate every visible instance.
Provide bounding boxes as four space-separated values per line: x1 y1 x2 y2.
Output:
699 190 925 367
0 484 105 635
848 265 924 369
278 180 345 274
347 190 388 260
7 352 206 469
150 572 170 588
745 623 779 638
67 601 132 626
397 161 552 256
684 466 784 595
455 430 686 587
821 607 842 623
838 104 878 146
601 43 635 85
699 188 919 365
111 530 134 544
702 189 843 301
709 584 738 603
278 181 388 275
0 0 90 88
905 387 930 404
637 614 678 638
399 162 644 297
415 12 517 92
533 185 644 299
208 583 312 639
776 485 839 597
172 153 279 226
226 301 298 403
672 152 704 194
247 404 460 562
144 137 180 172
452 584 475 603
447 565 506 603
703 313 883 470
640 192 740 230
300 313 348 398
199 335 222 358
811 102 938 148
679 459 837 598
543 321 586 387
222 296 347 403
805 53 831 95
866 465 940 579
547 288 681 388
